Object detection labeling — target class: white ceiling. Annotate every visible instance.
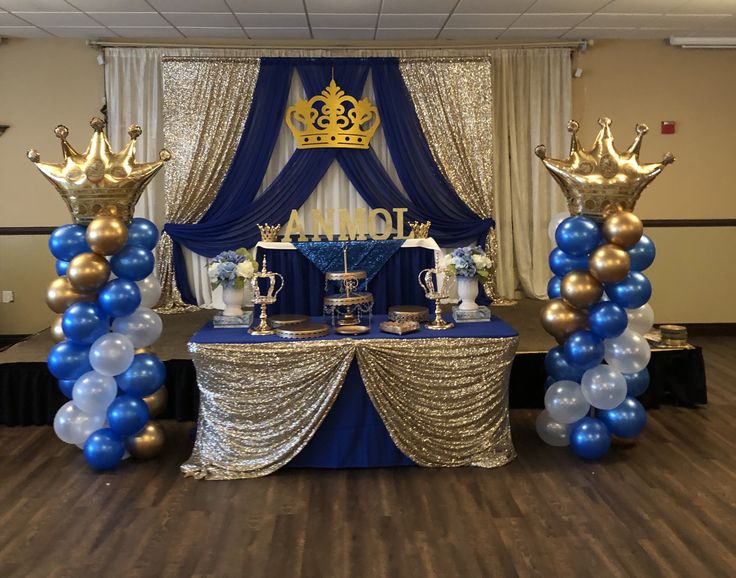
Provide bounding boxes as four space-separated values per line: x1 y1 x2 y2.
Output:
0 0 735 41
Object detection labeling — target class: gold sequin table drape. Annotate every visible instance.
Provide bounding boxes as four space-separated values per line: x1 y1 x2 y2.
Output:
182 323 519 480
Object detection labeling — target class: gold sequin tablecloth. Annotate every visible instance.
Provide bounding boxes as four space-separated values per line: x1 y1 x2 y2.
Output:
182 319 519 480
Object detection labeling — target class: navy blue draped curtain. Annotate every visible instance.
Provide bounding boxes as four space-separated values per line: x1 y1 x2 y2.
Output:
164 57 493 304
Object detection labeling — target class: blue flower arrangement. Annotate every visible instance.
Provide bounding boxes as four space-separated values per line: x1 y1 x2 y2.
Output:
442 245 493 281
207 249 257 290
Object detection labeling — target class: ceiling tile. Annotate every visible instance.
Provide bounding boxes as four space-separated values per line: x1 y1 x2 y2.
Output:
163 12 239 26
308 13 376 27
110 26 183 37
528 0 609 12
381 0 456 14
88 12 169 26
379 14 447 28
235 13 307 27
45 25 113 37
599 0 688 14
245 27 311 38
375 27 440 38
500 27 568 38
66 0 155 11
583 13 665 27
306 0 380 14
698 15 736 30
564 27 673 38
512 13 589 27
227 0 305 12
668 0 736 14
13 12 99 26
0 0 75 11
0 25 50 36
660 14 731 28
456 0 534 14
312 27 375 39
179 27 246 37
446 13 518 27
0 11 24 25
439 27 505 38
146 0 231 12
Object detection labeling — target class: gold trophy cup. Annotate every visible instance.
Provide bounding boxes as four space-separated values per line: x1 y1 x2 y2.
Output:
418 265 454 331
249 256 284 336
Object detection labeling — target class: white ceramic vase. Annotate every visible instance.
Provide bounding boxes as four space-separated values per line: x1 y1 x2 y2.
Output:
457 276 480 311
222 285 244 316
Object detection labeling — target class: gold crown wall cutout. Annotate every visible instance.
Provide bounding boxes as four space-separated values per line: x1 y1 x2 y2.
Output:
27 117 171 225
408 220 431 239
535 118 675 221
285 79 380 149
257 223 281 242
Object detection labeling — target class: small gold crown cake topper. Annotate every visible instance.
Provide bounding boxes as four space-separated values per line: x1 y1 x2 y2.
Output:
257 223 281 242
285 78 380 149
27 117 171 224
408 220 431 239
535 118 675 220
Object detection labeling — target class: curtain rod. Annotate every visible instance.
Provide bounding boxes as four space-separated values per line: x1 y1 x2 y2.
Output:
87 39 584 51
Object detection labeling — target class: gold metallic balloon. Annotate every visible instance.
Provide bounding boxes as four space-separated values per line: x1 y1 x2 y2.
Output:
541 298 587 340
50 315 65 343
46 276 96 314
135 347 154 355
602 211 643 249
67 252 110 292
86 215 128 256
561 271 603 309
143 386 168 419
126 421 166 459
589 244 631 284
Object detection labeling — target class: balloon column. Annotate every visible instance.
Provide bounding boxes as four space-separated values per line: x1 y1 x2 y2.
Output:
29 117 170 471
534 118 673 459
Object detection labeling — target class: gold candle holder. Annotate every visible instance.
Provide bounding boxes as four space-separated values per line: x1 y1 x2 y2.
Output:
418 264 453 331
249 255 284 335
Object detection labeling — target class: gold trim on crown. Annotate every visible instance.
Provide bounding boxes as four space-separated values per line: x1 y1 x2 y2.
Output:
408 221 431 239
285 79 380 149
257 223 281 242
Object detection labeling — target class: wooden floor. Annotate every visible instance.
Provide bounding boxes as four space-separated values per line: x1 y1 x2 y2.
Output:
0 334 734 578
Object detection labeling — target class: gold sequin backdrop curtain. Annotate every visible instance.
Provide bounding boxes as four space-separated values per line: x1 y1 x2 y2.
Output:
399 58 507 301
157 57 260 312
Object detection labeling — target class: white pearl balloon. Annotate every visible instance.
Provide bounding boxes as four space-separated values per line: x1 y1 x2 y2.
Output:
72 371 118 415
137 274 161 309
548 211 569 243
581 364 628 410
536 410 571 446
604 330 652 374
111 307 163 348
544 380 590 424
89 332 135 376
54 401 105 445
627 304 654 335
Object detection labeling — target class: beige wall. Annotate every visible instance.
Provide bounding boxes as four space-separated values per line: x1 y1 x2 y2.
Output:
0 38 734 333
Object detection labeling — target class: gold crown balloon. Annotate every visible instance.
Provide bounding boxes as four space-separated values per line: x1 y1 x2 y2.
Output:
27 117 171 224
535 118 675 221
285 79 380 149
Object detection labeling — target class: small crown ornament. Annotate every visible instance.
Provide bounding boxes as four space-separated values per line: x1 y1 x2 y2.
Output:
535 118 674 221
408 220 431 239
257 223 281 242
285 79 380 149
27 117 170 224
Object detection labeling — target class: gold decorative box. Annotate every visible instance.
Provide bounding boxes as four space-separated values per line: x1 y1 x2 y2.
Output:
379 320 420 336
387 305 429 324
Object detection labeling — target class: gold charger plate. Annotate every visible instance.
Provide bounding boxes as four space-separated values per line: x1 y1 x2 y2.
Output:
334 325 370 335
275 322 330 339
269 314 310 328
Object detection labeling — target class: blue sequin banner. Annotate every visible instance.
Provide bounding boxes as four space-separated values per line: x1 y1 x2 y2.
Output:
294 240 404 284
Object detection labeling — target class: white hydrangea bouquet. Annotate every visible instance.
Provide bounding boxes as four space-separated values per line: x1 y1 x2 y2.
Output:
442 245 493 281
207 249 257 290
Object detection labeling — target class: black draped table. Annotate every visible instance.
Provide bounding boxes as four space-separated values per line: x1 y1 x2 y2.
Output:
182 315 519 480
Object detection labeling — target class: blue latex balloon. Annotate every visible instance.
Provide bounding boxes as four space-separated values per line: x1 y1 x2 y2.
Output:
628 234 656 272
107 395 149 437
570 417 611 459
588 301 628 339
547 276 562 299
58 379 75 398
549 248 590 277
623 368 650 397
544 376 556 391
544 346 585 382
47 340 92 380
56 259 70 276
98 279 141 318
61 302 109 345
563 330 605 371
116 353 166 397
49 224 89 261
110 246 155 281
605 272 652 309
555 216 601 256
126 218 160 251
83 428 125 471
598 397 647 438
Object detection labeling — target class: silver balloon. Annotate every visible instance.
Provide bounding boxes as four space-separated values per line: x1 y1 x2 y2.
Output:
536 410 571 446
604 330 652 374
137 274 162 309
89 332 135 377
627 303 654 335
72 370 117 416
111 307 163 348
544 380 590 424
548 211 569 243
581 364 628 410
53 401 105 445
